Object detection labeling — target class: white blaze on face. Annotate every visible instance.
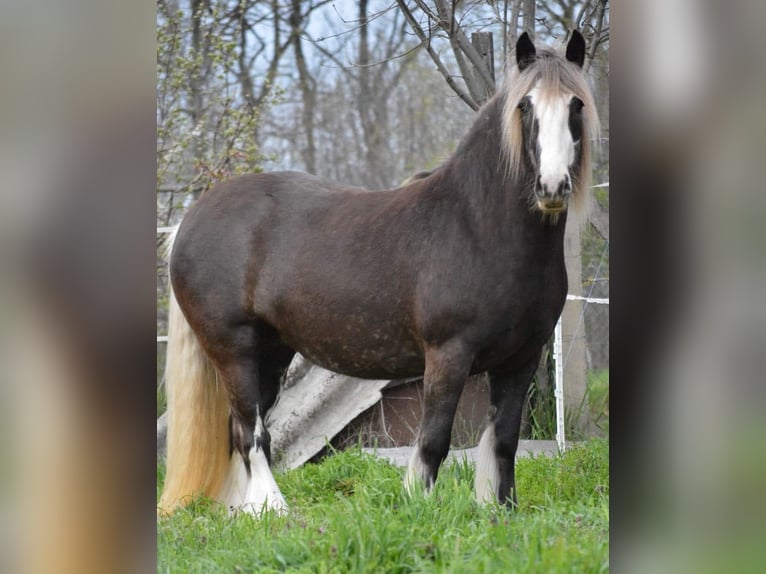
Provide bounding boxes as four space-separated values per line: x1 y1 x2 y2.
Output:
528 84 575 195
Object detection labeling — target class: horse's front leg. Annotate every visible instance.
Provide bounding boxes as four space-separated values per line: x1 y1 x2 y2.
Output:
406 341 472 493
475 350 542 507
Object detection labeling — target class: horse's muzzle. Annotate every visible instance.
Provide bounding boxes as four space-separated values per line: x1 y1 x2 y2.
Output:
536 198 567 213
534 174 571 213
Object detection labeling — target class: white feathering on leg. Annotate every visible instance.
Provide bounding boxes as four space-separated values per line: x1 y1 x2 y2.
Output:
475 424 500 504
242 445 287 515
220 415 288 516
405 447 429 495
241 415 287 515
218 452 248 511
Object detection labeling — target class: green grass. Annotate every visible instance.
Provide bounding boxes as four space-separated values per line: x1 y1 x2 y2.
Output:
587 369 609 435
158 439 608 572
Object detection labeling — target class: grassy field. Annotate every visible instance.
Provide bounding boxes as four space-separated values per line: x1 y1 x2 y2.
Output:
158 439 609 573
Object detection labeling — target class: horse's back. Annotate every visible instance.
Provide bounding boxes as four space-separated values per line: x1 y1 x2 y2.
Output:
173 171 363 263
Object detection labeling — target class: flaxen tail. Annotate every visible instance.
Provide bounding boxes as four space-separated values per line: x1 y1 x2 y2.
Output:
158 235 230 515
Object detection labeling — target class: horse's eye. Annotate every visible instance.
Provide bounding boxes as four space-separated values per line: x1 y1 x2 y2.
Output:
517 100 529 114
571 97 584 113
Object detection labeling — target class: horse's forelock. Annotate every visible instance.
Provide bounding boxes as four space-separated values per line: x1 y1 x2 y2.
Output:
500 46 600 214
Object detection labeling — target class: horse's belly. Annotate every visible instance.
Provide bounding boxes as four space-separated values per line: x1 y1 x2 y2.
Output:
276 320 425 380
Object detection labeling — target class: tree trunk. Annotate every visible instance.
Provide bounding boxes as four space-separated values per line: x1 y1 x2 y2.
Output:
522 0 535 38
357 0 392 188
470 32 495 106
291 0 317 174
189 0 208 194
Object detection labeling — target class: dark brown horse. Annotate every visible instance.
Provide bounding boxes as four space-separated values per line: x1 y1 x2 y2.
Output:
159 31 599 515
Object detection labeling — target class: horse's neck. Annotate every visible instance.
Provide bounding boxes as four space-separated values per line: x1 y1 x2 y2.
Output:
440 103 568 249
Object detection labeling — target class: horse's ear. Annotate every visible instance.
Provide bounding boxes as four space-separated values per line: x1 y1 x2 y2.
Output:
516 32 536 72
565 29 586 68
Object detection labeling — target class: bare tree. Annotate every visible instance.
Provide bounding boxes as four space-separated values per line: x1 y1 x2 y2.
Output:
275 0 420 188
290 0 319 174
395 0 495 110
395 0 608 109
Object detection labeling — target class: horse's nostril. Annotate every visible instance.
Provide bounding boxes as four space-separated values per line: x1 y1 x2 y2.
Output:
546 176 572 197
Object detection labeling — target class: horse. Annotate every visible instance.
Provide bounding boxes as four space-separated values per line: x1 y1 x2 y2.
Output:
158 30 599 515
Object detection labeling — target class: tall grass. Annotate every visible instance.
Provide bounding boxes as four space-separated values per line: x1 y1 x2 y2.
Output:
158 439 609 573
526 366 610 441
587 369 609 434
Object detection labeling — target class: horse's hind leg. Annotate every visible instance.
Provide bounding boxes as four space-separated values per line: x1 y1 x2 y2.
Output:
475 350 542 507
205 327 287 514
255 338 295 465
406 341 472 493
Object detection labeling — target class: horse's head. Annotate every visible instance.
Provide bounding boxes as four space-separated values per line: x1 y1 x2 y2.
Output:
502 30 599 216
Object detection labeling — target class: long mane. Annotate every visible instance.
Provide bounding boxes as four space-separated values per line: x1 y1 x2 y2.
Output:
500 45 600 213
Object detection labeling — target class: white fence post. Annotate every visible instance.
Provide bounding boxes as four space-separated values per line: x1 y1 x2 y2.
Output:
554 316 566 453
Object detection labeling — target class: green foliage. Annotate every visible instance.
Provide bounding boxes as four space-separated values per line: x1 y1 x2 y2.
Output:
158 441 609 573
526 350 558 441
587 369 609 434
592 186 609 209
157 4 269 211
581 223 609 290
157 342 167 413
527 386 558 441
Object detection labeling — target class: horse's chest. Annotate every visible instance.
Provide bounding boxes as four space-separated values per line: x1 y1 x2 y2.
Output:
475 292 564 371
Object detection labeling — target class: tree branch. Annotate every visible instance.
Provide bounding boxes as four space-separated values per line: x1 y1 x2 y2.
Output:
431 0 496 94
584 0 607 73
575 0 594 28
396 0 479 110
